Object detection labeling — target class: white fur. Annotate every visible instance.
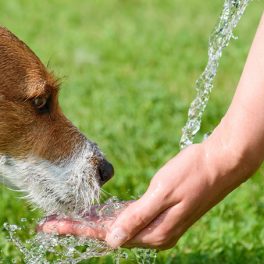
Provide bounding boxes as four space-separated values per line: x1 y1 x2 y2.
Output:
0 141 102 216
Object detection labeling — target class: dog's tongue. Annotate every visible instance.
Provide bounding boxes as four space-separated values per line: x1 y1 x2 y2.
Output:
37 202 131 241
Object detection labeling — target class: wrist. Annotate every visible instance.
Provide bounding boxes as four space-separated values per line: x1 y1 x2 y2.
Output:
202 121 260 190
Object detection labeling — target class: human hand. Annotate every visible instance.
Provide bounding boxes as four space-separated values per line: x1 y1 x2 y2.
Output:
103 143 245 249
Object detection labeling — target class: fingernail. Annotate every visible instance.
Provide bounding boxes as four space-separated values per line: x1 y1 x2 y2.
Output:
106 227 128 248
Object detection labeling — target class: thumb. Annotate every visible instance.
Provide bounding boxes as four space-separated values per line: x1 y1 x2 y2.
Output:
105 187 170 248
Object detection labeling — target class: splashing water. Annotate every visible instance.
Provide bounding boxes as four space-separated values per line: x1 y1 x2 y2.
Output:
3 199 157 264
4 222 127 264
3 0 251 263
180 0 250 149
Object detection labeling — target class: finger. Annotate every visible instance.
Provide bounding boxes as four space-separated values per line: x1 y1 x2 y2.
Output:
105 188 173 248
124 194 214 249
123 203 186 249
38 217 113 241
37 214 98 233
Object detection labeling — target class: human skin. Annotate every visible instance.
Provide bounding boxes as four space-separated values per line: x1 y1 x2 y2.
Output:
40 13 264 250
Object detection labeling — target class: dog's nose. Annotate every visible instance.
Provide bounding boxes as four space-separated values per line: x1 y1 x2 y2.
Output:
98 159 114 185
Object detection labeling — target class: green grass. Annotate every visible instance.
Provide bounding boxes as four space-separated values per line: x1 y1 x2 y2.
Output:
0 0 264 263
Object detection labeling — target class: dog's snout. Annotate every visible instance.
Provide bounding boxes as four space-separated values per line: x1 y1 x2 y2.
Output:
98 159 114 185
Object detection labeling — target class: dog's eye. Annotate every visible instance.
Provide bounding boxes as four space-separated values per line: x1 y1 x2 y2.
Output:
32 97 49 113
33 97 47 108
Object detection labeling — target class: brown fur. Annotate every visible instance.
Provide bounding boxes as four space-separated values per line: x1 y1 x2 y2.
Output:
0 27 89 162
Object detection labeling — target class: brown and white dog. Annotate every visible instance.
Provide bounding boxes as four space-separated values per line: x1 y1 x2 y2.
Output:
0 27 114 216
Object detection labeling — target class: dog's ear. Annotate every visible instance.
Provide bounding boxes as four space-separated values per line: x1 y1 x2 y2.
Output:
0 26 43 67
0 27 58 97
0 27 45 94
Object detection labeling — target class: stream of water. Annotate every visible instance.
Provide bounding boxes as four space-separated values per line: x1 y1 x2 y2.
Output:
3 0 251 263
180 0 250 149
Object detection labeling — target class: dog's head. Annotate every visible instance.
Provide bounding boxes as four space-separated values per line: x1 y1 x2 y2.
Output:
0 27 114 215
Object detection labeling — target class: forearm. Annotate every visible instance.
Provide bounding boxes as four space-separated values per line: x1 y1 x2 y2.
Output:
203 13 264 188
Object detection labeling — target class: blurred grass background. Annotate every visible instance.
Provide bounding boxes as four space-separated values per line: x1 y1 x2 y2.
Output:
0 0 264 263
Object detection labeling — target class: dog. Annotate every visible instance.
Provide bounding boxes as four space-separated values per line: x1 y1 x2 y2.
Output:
0 26 114 216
